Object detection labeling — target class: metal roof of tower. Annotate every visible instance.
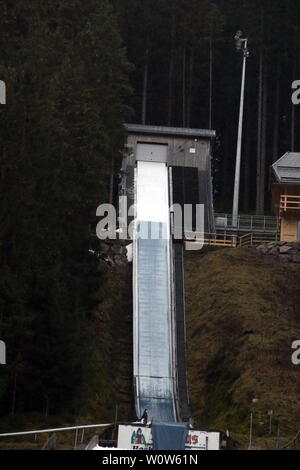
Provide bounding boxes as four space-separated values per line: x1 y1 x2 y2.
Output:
125 123 216 139
272 152 300 184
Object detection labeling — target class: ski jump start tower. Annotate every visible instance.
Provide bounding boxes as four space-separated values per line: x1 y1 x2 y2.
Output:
120 124 216 424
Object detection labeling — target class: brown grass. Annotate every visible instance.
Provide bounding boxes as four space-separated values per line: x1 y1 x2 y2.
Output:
185 247 300 449
3 248 300 450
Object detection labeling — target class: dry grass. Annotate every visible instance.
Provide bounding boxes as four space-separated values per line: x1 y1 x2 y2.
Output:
185 247 300 449
3 248 300 450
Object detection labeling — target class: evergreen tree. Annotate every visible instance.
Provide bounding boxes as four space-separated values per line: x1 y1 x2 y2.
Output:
0 0 131 417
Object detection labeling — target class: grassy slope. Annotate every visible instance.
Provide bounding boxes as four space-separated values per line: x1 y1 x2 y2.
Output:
2 248 300 450
185 247 300 449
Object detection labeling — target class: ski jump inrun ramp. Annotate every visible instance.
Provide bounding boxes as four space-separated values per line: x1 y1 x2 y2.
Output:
122 124 216 424
133 161 177 422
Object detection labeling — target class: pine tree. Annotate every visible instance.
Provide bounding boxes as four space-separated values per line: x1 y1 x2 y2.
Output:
0 0 131 417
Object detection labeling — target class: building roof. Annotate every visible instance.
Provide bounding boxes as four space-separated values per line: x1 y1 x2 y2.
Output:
272 152 300 184
125 123 216 139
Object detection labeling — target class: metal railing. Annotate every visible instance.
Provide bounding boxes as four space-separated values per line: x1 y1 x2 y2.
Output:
0 423 112 451
280 195 300 212
215 214 279 233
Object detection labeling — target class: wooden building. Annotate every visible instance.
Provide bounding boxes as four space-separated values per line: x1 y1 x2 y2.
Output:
272 152 300 242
